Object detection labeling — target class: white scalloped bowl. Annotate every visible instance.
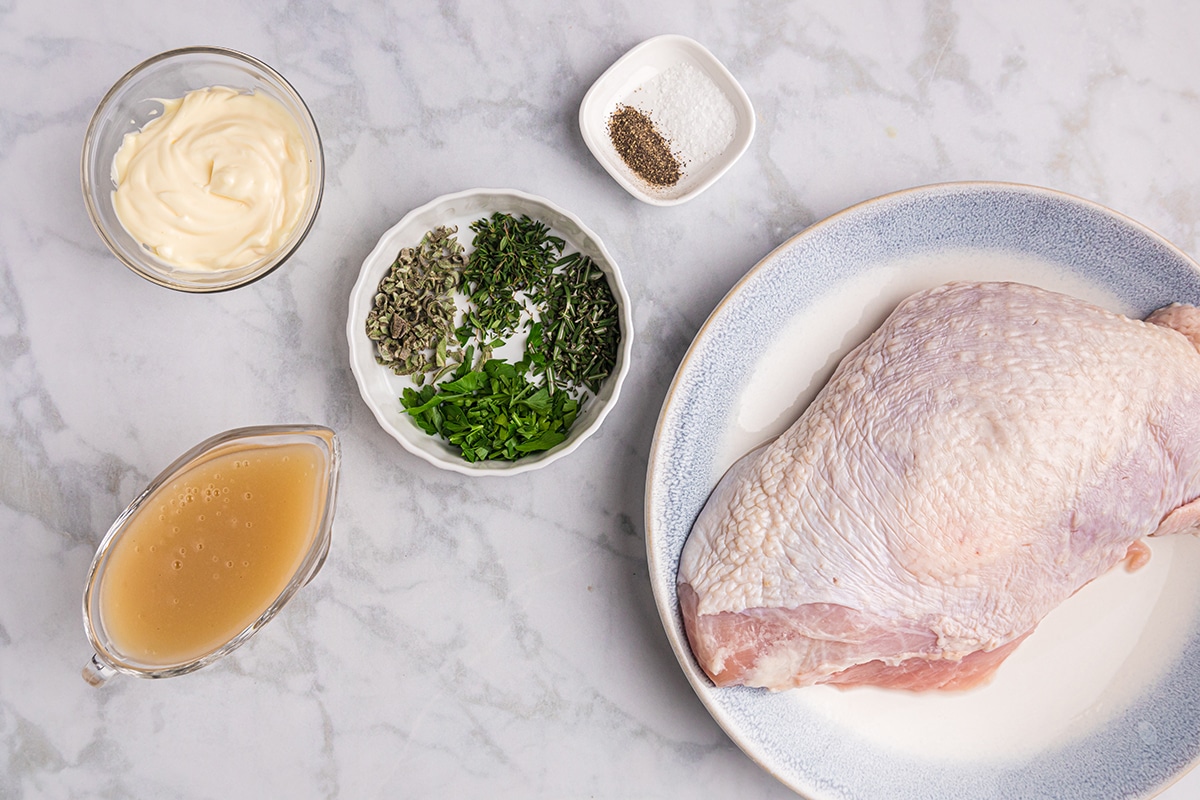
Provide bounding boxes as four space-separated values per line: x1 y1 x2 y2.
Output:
347 188 634 476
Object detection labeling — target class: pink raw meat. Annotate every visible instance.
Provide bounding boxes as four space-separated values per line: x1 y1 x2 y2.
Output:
678 281 1200 691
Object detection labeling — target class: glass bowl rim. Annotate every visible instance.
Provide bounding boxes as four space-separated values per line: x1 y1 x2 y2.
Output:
79 45 326 293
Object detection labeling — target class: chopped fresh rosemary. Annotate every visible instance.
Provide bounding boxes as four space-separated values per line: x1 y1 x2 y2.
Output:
528 252 621 395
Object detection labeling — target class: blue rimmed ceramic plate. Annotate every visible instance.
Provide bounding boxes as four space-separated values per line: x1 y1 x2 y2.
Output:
645 182 1200 799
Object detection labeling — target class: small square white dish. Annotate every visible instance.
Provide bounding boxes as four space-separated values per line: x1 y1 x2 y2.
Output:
579 34 755 206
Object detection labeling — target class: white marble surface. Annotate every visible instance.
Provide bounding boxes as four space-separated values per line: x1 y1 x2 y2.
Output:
3 1 1200 797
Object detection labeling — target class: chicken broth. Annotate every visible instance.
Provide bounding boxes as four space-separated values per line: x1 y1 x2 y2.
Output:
98 442 325 666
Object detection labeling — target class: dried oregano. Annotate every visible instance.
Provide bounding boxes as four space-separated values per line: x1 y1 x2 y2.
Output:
365 226 467 385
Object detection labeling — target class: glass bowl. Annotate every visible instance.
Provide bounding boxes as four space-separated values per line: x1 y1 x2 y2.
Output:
80 46 325 292
81 424 340 685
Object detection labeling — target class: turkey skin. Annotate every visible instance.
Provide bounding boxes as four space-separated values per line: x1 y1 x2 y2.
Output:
678 281 1200 692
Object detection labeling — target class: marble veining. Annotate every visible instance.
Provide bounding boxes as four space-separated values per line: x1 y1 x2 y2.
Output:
2 1 1200 797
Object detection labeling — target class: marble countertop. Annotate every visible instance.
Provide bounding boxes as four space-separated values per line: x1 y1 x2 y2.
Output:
4 1 1200 797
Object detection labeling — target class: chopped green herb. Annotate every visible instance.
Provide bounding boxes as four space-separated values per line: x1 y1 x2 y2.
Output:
400 348 578 463
459 213 565 339
528 252 621 395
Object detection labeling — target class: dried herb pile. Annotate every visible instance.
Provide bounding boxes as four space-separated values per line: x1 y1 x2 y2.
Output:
366 212 622 463
607 104 682 187
365 226 466 385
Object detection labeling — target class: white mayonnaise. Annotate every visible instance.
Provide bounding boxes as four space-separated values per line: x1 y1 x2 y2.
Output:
111 86 311 272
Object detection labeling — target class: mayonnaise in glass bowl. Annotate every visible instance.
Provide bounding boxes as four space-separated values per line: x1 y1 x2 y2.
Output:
81 46 325 292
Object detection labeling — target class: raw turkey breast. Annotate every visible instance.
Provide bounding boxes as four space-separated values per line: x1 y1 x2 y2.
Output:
678 281 1200 692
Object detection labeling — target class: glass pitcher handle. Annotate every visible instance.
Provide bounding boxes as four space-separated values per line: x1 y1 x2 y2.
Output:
82 654 117 687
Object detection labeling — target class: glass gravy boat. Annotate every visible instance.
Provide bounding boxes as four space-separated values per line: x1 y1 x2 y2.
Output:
81 425 340 685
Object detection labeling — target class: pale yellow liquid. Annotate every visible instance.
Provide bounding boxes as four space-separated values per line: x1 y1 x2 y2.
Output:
99 442 326 666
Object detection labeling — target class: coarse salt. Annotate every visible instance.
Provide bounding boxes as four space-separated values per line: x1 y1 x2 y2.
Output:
627 61 737 174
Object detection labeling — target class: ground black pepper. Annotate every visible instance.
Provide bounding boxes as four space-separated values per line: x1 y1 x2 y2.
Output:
606 104 682 188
